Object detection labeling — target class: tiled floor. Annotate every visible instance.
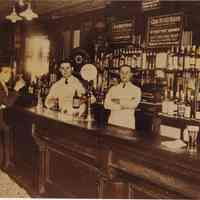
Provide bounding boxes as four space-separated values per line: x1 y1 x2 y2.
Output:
0 169 29 197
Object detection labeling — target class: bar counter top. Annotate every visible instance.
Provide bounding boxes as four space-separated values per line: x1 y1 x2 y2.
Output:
2 106 200 198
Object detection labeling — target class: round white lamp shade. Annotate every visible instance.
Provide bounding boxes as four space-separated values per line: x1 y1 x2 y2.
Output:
80 64 97 81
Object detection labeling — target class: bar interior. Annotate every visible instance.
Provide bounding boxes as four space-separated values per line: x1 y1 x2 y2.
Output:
0 0 200 198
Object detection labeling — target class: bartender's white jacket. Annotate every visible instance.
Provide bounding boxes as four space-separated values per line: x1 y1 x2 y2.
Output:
45 76 86 114
104 82 141 129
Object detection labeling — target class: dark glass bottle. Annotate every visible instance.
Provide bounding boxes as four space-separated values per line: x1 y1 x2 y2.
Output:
72 90 80 109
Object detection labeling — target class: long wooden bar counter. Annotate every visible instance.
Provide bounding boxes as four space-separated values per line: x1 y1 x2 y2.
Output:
1 106 200 198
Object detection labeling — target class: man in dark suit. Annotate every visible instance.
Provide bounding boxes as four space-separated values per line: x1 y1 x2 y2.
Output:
0 66 25 168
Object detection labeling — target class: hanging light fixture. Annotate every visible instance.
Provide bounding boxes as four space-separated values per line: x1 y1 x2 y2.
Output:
19 2 38 21
6 6 22 23
6 0 38 23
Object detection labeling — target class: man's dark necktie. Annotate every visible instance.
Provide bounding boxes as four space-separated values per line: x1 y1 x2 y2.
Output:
65 79 68 84
122 83 126 88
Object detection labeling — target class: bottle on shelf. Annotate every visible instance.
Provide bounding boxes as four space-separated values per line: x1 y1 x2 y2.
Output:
177 90 185 117
190 45 196 69
162 89 169 114
168 89 175 115
184 89 192 118
195 92 200 119
173 46 179 70
184 46 191 70
174 89 180 116
50 63 58 86
179 46 185 70
167 46 174 70
196 47 200 70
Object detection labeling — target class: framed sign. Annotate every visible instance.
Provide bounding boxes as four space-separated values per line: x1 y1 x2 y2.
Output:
147 13 183 47
142 0 160 11
111 19 135 44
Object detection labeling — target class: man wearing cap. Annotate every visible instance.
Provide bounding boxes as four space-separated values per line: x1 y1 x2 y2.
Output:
104 65 141 130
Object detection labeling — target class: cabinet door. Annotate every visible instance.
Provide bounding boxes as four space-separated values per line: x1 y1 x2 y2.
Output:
45 147 100 198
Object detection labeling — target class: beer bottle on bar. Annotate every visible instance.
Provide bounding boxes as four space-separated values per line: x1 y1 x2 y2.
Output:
28 80 35 95
72 90 80 109
54 98 59 111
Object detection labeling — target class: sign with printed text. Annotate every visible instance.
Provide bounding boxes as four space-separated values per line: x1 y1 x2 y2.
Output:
111 19 135 44
142 0 160 11
147 13 183 47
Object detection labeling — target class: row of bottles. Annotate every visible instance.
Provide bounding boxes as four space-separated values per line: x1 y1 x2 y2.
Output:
50 90 81 112
161 88 200 119
167 45 200 70
95 45 200 71
27 64 58 106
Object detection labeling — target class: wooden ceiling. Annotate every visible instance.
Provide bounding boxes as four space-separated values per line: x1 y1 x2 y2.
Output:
0 0 107 22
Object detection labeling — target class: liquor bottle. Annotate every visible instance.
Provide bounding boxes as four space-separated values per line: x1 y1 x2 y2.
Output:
162 89 169 114
190 45 196 69
185 46 190 70
196 46 200 70
119 49 125 67
173 46 179 70
28 80 35 95
190 92 195 119
113 49 117 68
167 48 173 70
127 48 132 66
179 46 185 70
52 98 59 111
184 89 191 118
72 90 80 109
168 89 175 115
177 90 185 117
195 92 200 119
174 89 179 116
36 88 43 112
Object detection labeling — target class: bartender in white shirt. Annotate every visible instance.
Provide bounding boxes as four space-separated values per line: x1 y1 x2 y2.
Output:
45 61 86 115
104 65 141 129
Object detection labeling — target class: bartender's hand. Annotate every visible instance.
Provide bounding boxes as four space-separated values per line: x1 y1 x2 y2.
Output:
111 98 120 104
120 98 135 110
14 77 25 92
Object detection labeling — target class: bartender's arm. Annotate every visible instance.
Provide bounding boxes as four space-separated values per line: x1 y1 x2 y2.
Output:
0 78 25 107
45 85 58 109
105 87 141 110
120 87 141 110
104 87 121 110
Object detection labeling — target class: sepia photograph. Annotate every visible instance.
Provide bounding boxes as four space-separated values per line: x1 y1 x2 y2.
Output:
0 0 200 198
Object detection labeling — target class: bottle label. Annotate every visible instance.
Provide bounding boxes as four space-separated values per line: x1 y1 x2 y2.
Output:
73 98 80 109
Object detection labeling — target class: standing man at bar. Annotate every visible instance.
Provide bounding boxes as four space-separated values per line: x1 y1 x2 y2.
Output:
0 66 25 167
104 65 141 130
45 60 86 115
